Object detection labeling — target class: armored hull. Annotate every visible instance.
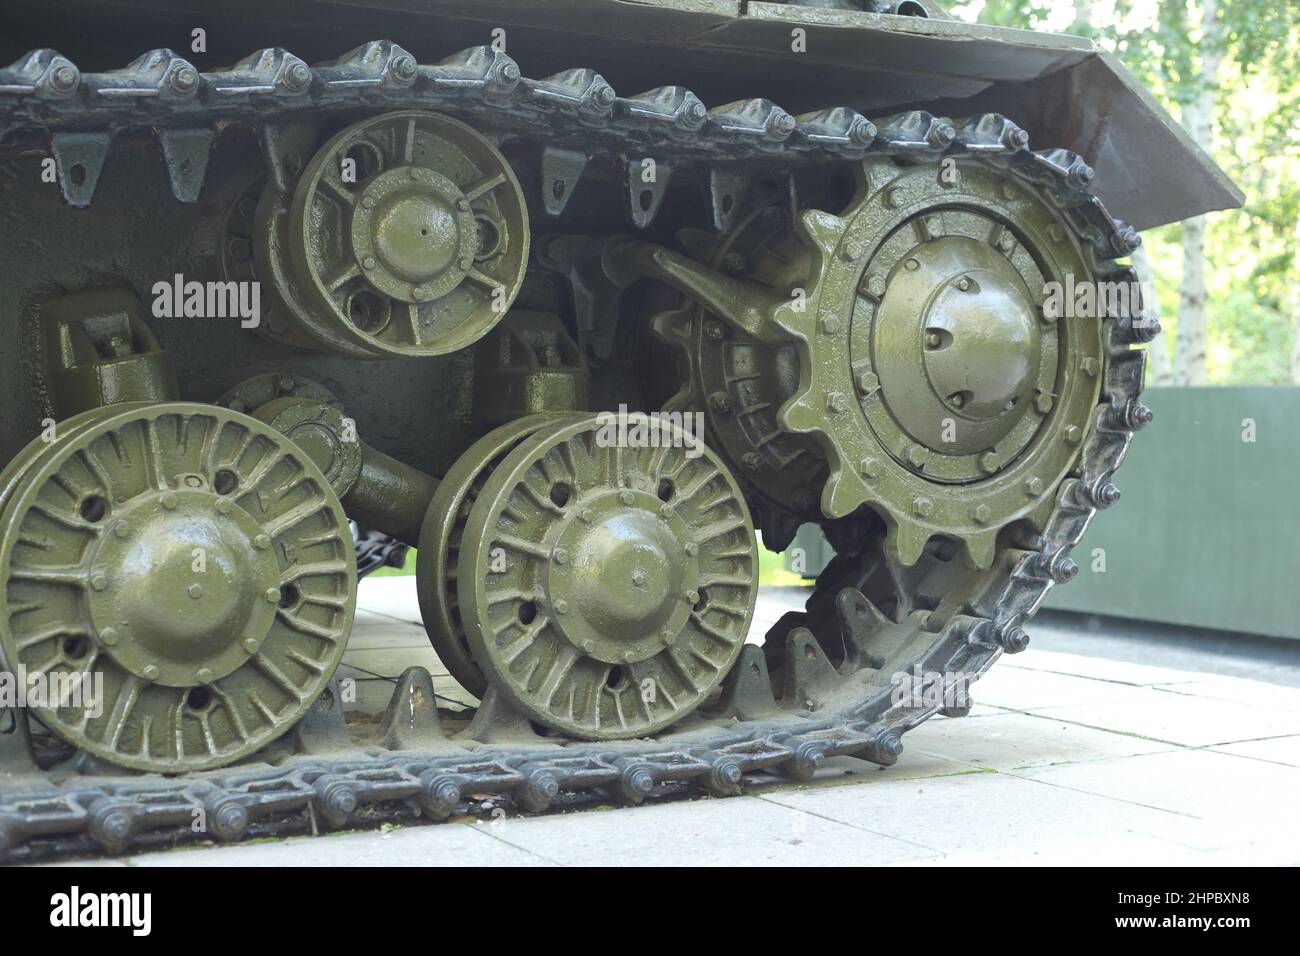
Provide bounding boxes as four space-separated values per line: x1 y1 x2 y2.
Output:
0 0 1238 859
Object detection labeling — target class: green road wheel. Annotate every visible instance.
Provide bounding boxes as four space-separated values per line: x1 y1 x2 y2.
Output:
416 413 572 699
0 402 357 773
458 413 758 739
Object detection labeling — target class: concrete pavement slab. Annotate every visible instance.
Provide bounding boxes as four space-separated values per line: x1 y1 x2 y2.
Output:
1211 735 1300 768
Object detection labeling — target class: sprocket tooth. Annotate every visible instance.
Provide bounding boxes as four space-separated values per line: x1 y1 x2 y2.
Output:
158 128 214 203
782 626 841 709
795 207 849 256
820 468 870 520
716 644 779 720
777 392 820 433
884 518 930 568
960 528 999 571
51 131 111 207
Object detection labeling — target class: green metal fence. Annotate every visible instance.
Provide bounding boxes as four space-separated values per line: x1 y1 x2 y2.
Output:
784 387 1300 640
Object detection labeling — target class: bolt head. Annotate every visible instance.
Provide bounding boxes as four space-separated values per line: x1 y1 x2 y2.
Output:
1035 392 1054 414
196 667 214 685
913 496 933 517
1025 476 1045 497
1081 357 1099 377
90 572 109 591
978 452 998 474
100 627 119 647
867 275 886 298
242 638 260 654
906 445 928 468
855 370 880 394
686 589 700 605
254 534 271 550
553 548 568 565
142 664 160 681
684 541 699 556
161 493 178 510
826 392 847 415
554 599 569 615
971 504 992 524
113 521 131 538
859 457 880 479
188 583 204 600
215 497 232 515
265 587 282 605
619 490 635 506
1064 425 1082 446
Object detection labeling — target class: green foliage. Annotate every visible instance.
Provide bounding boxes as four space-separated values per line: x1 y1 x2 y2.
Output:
953 0 1300 384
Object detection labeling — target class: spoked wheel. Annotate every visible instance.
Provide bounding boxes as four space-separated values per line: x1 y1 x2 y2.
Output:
0 402 356 773
456 413 759 739
416 413 575 699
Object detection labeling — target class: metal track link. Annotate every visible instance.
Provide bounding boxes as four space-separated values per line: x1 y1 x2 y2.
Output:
0 39 1154 861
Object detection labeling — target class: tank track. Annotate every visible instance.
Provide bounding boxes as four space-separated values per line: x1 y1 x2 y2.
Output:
0 41 1156 861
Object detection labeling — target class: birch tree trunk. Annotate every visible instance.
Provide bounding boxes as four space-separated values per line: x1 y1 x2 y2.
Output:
1130 242 1173 386
1173 0 1222 386
1291 219 1300 384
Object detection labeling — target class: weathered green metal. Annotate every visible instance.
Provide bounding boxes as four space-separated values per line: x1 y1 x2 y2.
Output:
40 289 180 419
458 413 758 738
257 111 529 358
0 0 1232 856
416 413 570 698
0 402 356 772
472 311 590 427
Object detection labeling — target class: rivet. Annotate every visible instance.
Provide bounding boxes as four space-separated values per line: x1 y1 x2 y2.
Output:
820 316 842 335
956 276 972 292
553 548 568 565
100 627 119 647
684 541 699 556
265 587 282 604
1025 477 1044 496
905 258 920 271
142 664 160 681
925 332 941 349
254 534 271 550
90 572 108 591
362 195 375 210
161 493 178 510
363 257 376 270
243 638 260 654
458 257 472 271
554 599 569 615
185 475 203 488
867 275 886 298
620 491 635 506
188 583 203 599
972 504 992 524
196 667 214 685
